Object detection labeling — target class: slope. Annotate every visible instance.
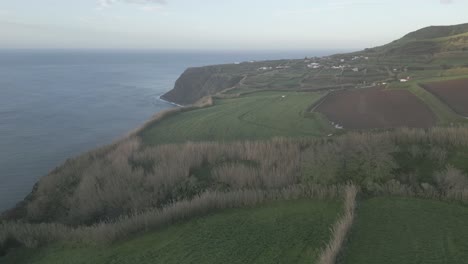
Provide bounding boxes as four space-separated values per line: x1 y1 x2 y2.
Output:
142 91 333 145
1 199 342 264
342 197 468 264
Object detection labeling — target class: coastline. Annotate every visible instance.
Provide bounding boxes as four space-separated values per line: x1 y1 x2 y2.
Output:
157 95 184 107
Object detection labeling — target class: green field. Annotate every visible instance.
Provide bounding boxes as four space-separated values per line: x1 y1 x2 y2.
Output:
1 199 342 264
342 197 468 264
142 91 333 145
4 23 468 264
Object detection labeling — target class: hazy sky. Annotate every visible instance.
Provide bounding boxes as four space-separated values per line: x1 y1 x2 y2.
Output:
1 0 467 50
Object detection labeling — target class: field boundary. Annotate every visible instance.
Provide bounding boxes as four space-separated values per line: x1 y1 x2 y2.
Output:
0 185 347 249
420 81 468 119
409 83 465 125
318 185 358 264
422 83 468 118
133 96 214 137
307 90 337 113
315 87 436 129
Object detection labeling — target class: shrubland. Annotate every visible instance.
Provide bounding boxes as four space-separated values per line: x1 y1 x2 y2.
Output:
2 127 468 253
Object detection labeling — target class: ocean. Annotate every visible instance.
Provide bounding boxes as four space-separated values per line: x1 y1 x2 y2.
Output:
0 49 342 212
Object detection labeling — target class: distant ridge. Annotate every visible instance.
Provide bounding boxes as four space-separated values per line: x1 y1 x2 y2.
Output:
402 23 468 40
360 22 468 57
163 23 468 105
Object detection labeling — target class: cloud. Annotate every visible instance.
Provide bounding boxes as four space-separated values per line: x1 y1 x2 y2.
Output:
98 0 166 8
274 0 385 17
139 5 164 12
440 0 453 4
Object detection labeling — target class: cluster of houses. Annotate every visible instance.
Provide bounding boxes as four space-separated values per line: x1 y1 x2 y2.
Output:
331 121 344 130
331 65 345 69
234 60 257 65
257 65 291 71
258 66 273 71
374 82 388 86
307 62 321 69
400 76 411 82
351 56 369 61
307 62 363 72
304 56 366 72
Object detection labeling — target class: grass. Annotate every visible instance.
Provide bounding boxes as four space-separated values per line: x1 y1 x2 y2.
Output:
389 81 465 125
342 197 468 264
432 56 468 66
388 75 468 125
141 91 333 145
449 147 468 174
1 199 342 264
411 80 468 125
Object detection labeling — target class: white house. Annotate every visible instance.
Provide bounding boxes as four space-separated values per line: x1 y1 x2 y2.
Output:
307 63 321 69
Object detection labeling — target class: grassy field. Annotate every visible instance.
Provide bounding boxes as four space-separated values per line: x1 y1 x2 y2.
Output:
1 199 342 264
450 147 468 174
342 197 468 264
142 91 333 145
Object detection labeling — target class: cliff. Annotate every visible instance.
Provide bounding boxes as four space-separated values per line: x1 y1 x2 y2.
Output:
161 66 243 106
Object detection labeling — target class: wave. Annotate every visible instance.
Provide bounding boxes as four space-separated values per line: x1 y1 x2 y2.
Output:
157 95 183 107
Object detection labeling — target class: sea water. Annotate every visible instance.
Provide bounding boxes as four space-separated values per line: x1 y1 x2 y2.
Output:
0 49 342 211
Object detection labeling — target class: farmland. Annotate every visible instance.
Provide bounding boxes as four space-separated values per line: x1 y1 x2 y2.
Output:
4 22 468 264
342 197 468 264
423 78 468 117
0 199 342 264
315 87 436 129
141 91 333 145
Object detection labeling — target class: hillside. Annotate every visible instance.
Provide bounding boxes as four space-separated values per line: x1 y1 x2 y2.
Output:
2 23 468 264
142 91 332 145
403 23 468 41
1 200 342 264
163 23 468 105
7 196 468 264
161 66 243 105
361 23 468 59
343 197 468 264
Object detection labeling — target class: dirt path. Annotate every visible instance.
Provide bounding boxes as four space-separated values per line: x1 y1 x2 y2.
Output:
218 75 248 94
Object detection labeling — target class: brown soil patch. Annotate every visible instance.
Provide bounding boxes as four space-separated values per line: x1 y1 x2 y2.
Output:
316 87 436 129
422 79 468 116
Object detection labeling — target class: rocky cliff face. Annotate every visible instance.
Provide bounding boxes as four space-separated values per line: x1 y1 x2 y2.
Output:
161 66 242 105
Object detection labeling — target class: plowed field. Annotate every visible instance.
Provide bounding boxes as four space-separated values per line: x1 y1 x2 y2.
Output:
423 79 468 117
316 87 436 129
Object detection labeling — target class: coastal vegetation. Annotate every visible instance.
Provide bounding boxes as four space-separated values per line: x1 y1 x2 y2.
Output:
3 128 468 250
2 23 468 263
1 199 343 264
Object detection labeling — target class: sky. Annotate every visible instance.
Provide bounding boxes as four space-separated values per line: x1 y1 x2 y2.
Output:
0 0 467 50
